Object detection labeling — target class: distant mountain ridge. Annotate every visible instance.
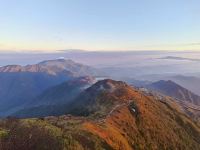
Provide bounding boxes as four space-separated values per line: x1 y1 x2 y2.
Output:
168 75 200 96
159 56 200 61
138 74 200 96
0 59 99 76
147 80 200 106
0 59 99 117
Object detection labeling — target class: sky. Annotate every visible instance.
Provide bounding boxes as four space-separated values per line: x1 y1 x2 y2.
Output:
0 0 200 52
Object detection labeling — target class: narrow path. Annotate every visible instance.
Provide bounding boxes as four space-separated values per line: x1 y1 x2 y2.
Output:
97 100 134 123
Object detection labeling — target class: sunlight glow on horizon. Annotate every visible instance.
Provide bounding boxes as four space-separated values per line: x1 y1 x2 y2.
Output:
1 41 200 52
0 0 199 52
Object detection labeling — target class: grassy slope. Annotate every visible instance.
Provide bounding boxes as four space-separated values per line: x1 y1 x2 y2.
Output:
0 81 200 150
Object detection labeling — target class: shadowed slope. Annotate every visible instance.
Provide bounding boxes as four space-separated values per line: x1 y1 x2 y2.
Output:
0 59 99 117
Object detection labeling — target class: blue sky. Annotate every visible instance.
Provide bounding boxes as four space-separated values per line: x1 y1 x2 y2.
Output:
0 0 200 51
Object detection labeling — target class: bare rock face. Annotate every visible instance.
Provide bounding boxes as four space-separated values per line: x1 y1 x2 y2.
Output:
0 65 23 72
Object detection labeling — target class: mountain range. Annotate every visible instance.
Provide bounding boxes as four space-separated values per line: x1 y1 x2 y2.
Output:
0 79 200 149
0 58 200 149
0 59 99 76
0 59 99 117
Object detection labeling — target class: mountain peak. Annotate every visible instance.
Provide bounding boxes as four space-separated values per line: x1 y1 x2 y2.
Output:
88 79 128 92
148 80 200 105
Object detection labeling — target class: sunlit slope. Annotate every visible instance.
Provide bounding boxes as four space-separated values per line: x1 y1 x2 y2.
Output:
0 79 200 150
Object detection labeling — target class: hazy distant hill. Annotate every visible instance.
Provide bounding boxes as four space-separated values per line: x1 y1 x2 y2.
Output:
1 79 200 149
138 74 200 96
159 56 200 61
147 80 200 106
0 59 99 117
168 75 200 96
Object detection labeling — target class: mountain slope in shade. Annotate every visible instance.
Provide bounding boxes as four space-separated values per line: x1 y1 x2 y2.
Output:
1 79 200 150
28 76 95 106
147 80 200 106
12 77 96 118
0 72 71 116
13 79 126 118
0 59 99 117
